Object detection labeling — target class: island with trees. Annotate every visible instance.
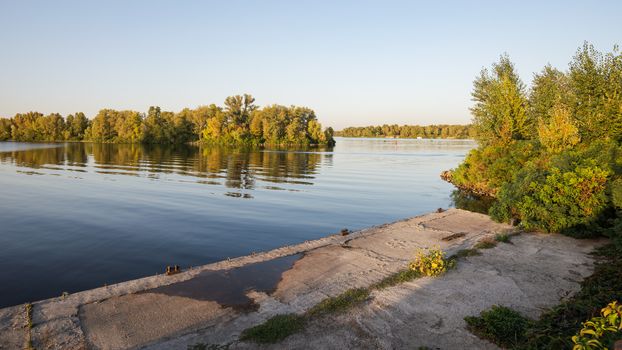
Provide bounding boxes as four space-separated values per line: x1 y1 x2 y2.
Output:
0 94 335 147
335 124 476 139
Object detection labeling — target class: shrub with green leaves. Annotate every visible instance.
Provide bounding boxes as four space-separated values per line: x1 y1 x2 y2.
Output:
409 247 454 277
445 43 622 238
449 141 538 197
465 305 531 348
572 301 622 350
491 162 609 233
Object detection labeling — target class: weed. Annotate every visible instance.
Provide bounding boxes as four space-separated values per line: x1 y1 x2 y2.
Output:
307 288 370 316
474 238 497 249
187 342 230 350
240 314 306 343
572 301 622 350
24 303 34 350
371 269 422 290
495 233 511 243
452 248 482 259
465 305 531 348
409 247 455 277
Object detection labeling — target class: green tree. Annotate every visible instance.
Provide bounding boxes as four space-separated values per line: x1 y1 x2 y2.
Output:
65 112 89 140
36 113 65 141
471 54 531 145
114 111 144 143
569 42 622 142
11 112 43 141
537 103 580 153
0 118 12 141
529 65 571 128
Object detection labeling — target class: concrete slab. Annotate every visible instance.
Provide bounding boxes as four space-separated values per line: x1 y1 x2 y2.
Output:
0 209 605 350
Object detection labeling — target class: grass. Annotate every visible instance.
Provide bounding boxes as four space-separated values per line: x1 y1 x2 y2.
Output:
452 248 482 258
474 238 497 249
239 314 306 344
495 233 511 243
307 288 371 316
464 305 531 349
24 303 34 350
187 343 231 350
371 269 422 290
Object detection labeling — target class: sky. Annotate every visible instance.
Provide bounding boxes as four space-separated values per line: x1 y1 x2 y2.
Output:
0 1 620 130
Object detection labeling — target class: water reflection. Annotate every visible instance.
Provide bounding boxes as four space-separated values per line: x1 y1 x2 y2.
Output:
0 138 475 308
450 189 495 214
0 143 331 192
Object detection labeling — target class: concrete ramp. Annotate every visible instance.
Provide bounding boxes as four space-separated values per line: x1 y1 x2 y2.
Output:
0 209 603 350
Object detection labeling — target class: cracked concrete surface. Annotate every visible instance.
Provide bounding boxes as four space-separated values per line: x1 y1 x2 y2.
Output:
0 209 604 349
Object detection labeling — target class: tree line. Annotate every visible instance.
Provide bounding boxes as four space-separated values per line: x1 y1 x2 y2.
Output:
445 42 622 238
0 94 335 146
335 124 476 139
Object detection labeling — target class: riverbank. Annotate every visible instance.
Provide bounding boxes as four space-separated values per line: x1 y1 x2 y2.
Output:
0 209 605 349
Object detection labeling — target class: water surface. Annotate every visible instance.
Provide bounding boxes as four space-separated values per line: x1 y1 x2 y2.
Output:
0 138 475 307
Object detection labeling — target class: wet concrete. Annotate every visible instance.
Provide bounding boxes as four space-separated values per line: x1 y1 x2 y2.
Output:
142 254 301 310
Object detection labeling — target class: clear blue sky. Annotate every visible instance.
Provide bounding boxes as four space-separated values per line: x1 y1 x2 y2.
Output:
0 0 619 129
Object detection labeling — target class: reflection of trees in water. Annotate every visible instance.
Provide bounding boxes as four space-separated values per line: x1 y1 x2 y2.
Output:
197 147 326 189
1 143 330 190
0 143 87 168
64 143 88 166
450 190 495 214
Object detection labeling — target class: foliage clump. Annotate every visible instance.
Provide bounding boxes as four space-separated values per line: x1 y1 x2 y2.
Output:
307 288 370 316
464 305 531 349
371 268 422 290
445 42 622 238
409 247 455 277
572 301 622 350
495 233 511 243
453 248 482 258
239 314 306 344
474 238 497 249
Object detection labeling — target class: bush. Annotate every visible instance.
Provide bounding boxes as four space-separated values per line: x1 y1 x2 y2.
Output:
449 141 538 197
572 301 622 350
409 247 454 277
611 179 622 209
490 155 610 233
465 305 531 348
495 233 511 243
